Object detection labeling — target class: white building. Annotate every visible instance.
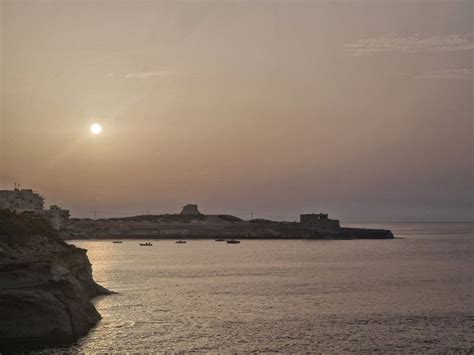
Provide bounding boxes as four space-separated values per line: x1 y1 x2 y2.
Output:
0 184 70 231
0 184 44 213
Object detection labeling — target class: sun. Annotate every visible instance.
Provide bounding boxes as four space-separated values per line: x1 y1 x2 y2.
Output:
90 123 102 135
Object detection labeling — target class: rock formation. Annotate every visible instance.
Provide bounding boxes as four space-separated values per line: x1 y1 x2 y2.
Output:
0 210 111 352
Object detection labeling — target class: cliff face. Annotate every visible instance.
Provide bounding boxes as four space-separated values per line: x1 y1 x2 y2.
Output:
0 210 111 352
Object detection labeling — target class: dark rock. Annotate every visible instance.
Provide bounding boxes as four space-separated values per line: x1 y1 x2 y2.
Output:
0 209 112 352
336 227 394 239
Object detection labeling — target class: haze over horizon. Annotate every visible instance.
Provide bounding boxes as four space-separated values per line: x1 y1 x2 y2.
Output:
1 0 472 222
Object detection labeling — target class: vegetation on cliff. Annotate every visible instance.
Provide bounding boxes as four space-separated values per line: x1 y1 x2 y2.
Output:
0 209 59 244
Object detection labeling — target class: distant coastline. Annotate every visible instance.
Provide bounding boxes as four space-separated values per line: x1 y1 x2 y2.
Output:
66 204 394 240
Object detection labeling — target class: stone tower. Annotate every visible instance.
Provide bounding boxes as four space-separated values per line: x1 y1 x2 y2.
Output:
180 204 201 215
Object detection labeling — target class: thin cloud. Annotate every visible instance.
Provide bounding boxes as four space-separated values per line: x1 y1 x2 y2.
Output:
345 33 474 56
124 71 172 79
416 68 474 81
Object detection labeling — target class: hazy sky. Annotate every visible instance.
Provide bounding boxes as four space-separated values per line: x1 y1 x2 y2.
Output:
1 0 472 222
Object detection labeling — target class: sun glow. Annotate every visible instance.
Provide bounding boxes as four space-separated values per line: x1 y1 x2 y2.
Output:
90 123 102 135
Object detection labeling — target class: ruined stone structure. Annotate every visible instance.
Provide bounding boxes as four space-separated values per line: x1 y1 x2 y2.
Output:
180 204 201 215
300 213 340 230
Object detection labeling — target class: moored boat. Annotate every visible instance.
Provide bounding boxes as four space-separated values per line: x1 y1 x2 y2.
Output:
226 240 240 244
139 242 153 246
176 240 187 244
112 240 123 244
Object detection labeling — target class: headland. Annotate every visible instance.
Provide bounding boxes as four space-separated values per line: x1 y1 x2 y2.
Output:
68 204 394 240
0 209 111 352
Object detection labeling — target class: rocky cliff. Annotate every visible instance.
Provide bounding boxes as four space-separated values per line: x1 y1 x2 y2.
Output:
0 210 111 352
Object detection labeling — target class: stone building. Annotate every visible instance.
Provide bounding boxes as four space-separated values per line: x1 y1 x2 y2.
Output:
300 213 340 230
180 204 201 215
0 184 44 213
43 205 70 231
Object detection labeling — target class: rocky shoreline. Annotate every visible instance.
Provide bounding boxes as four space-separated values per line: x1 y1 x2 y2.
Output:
67 211 394 240
67 220 394 241
0 210 112 352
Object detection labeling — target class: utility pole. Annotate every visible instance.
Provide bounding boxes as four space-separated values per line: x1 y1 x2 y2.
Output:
251 212 254 220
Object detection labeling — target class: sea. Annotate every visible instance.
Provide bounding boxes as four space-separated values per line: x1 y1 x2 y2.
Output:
48 223 473 353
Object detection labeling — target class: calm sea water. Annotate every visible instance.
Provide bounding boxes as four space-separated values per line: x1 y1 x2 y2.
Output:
53 223 472 352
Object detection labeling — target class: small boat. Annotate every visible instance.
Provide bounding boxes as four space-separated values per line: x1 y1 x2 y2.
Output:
112 240 123 244
176 240 187 244
226 240 240 244
215 239 225 242
140 242 153 246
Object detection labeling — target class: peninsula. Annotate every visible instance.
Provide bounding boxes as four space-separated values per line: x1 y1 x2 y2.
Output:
68 204 394 240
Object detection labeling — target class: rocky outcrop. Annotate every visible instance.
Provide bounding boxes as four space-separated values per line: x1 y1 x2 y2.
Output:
334 227 394 239
0 210 111 352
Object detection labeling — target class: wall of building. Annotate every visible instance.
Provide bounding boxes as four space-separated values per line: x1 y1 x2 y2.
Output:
300 214 340 230
43 205 70 231
180 204 201 215
0 189 44 213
